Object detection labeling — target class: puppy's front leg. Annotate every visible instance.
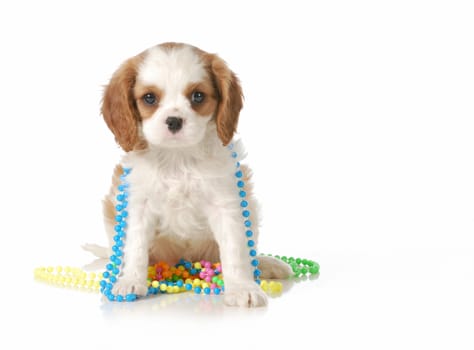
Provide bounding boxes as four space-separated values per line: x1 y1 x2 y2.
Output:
112 200 153 297
209 208 267 307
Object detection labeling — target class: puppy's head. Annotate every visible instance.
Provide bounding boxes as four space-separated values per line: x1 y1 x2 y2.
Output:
102 42 243 151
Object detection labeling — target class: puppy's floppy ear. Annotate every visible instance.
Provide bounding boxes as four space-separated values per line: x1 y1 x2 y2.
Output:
102 55 144 152
207 54 243 146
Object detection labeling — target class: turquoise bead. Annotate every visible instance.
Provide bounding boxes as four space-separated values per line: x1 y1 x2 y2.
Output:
242 210 250 217
125 294 137 302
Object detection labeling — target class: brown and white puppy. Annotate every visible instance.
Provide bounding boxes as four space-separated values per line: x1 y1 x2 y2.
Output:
86 42 291 307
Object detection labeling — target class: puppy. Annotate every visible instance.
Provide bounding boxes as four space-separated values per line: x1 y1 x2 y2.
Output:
87 42 292 307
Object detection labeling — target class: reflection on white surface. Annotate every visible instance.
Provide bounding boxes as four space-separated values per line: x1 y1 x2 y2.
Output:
99 274 320 317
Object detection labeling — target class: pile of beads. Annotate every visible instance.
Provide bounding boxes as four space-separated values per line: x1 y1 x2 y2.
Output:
34 266 102 291
145 259 225 296
35 254 320 298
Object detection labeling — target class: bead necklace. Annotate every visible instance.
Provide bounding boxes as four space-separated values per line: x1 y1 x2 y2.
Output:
228 142 262 284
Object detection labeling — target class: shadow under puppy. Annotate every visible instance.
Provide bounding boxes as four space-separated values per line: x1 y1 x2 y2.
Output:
84 42 292 307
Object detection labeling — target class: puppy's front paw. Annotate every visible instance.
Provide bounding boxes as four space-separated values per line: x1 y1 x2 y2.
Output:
224 282 268 307
112 277 148 297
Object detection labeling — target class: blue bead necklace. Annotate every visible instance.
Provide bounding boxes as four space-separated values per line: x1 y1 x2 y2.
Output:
100 143 260 302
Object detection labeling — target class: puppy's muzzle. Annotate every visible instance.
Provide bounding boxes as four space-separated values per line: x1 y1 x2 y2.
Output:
166 116 183 133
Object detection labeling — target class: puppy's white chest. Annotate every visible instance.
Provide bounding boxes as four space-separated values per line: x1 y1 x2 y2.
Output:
153 175 209 237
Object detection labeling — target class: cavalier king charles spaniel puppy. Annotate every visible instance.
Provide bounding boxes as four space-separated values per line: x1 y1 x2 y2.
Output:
85 42 292 307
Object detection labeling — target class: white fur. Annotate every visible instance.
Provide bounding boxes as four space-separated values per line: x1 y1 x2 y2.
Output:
139 46 211 148
88 44 292 307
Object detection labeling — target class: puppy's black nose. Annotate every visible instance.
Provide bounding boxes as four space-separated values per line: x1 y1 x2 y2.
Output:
165 116 183 133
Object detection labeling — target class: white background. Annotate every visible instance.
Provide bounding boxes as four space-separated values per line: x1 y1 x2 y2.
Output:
1 0 473 349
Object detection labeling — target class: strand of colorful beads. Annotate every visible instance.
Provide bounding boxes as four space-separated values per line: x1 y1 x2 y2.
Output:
34 256 319 295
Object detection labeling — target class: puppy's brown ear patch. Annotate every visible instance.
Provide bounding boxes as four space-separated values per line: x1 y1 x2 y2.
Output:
206 54 243 146
102 54 146 152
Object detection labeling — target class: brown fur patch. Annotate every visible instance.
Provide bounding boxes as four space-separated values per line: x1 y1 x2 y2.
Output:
184 80 218 117
102 52 147 152
201 53 243 146
103 164 122 222
157 42 186 51
134 84 164 119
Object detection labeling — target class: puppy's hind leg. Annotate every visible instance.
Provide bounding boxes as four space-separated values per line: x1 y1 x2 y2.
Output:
258 255 293 279
82 193 116 258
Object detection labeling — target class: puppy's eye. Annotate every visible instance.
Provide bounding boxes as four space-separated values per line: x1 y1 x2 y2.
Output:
191 91 205 104
142 93 157 105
